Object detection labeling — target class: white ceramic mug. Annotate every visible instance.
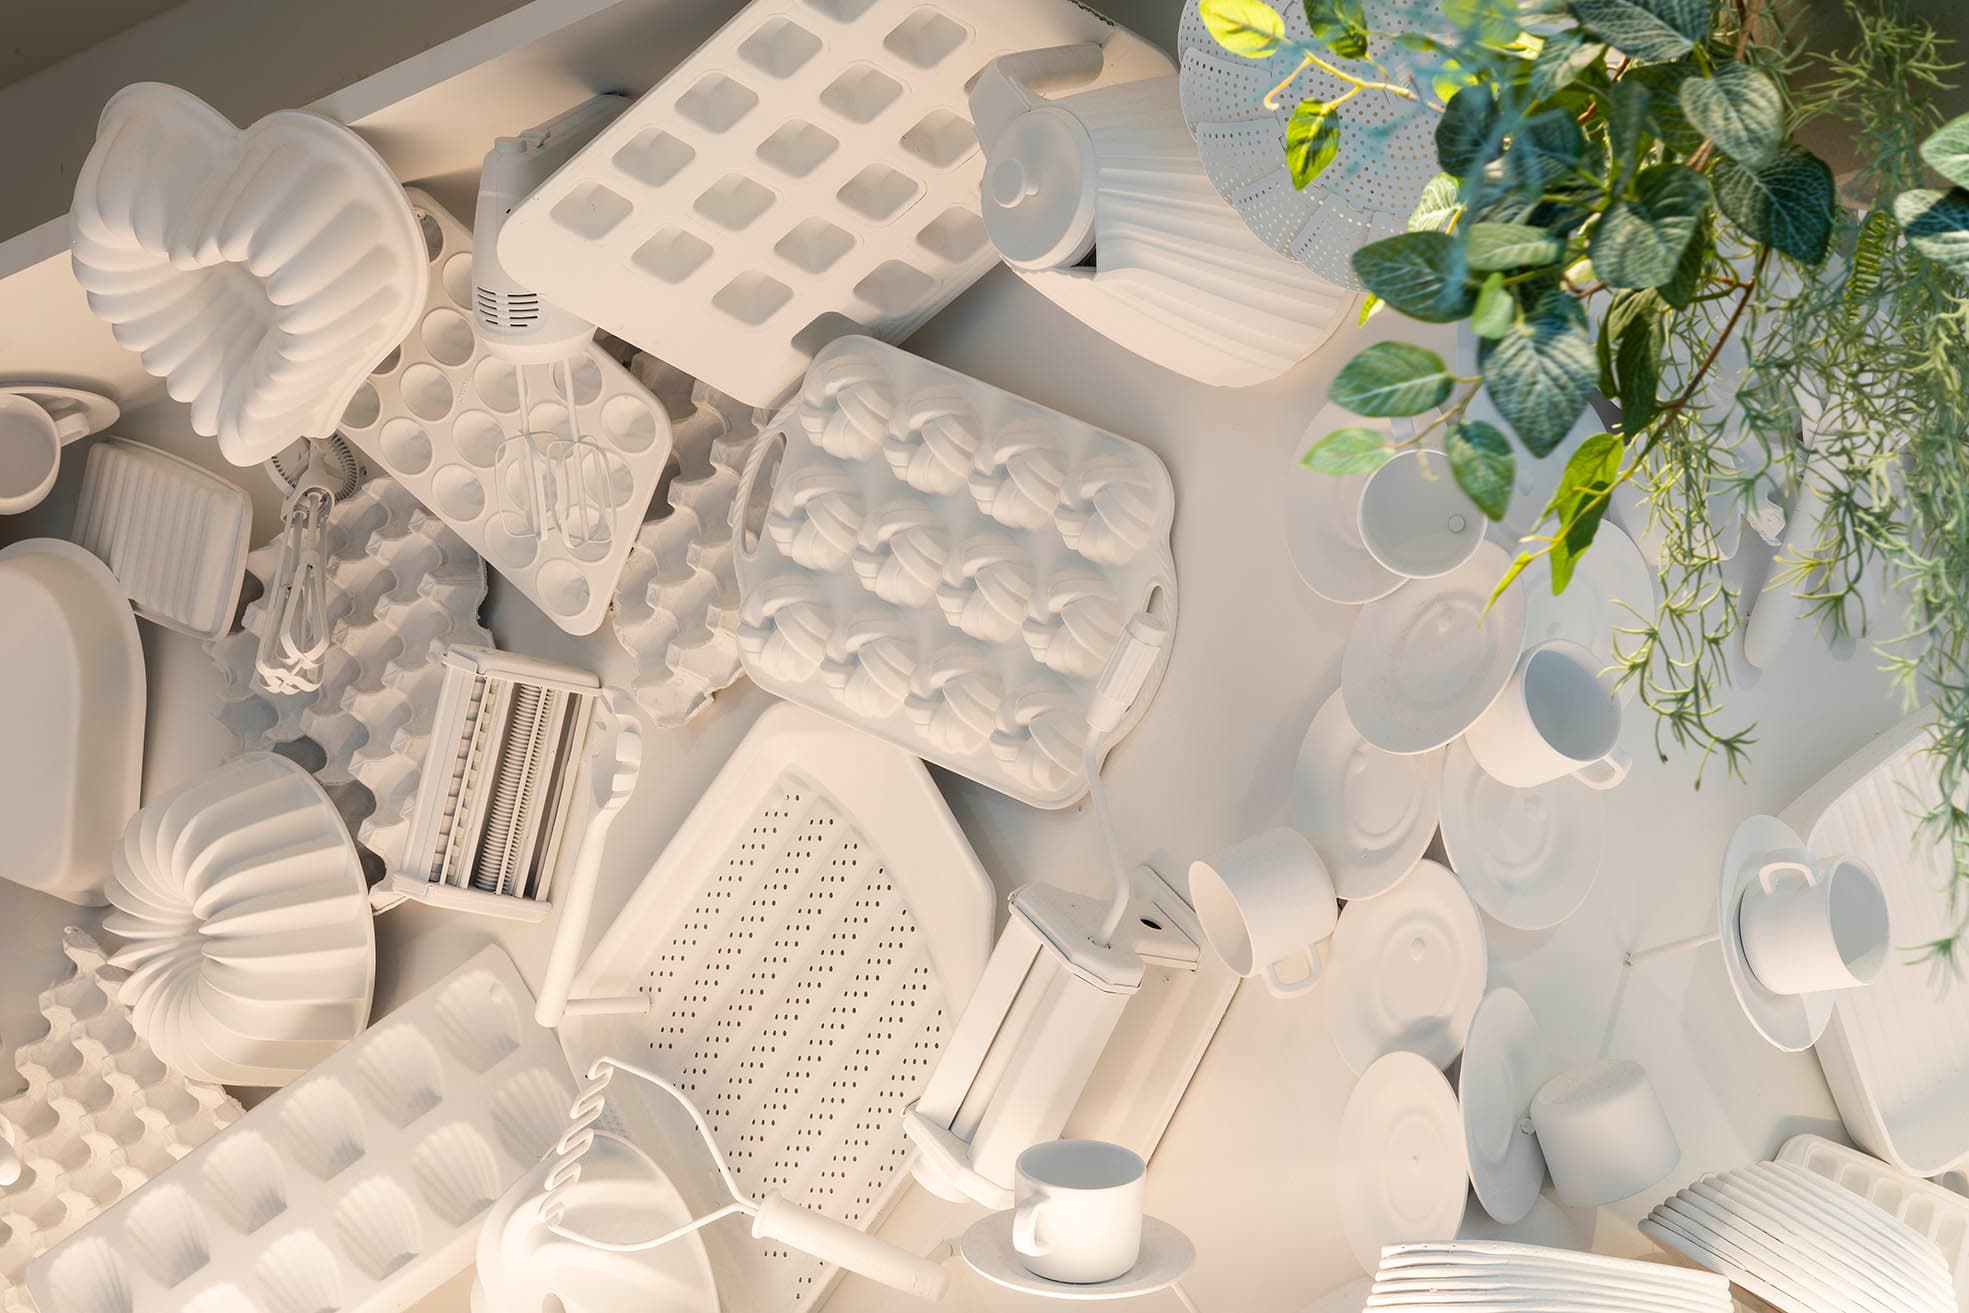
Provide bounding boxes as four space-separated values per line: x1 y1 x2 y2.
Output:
1529 1059 1679 1207
1013 1139 1146 1284
0 395 62 516
1189 827 1337 998
1739 849 1890 996
1464 639 1630 790
1357 447 1485 580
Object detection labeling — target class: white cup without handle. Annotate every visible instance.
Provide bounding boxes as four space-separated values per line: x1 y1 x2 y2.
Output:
1013 1139 1146 1285
1739 849 1890 996
1464 639 1631 790
1357 447 1485 580
1188 827 1337 998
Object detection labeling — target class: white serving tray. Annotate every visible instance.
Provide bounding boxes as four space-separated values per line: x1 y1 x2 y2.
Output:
498 0 1170 408
562 702 993 1312
1780 1133 1969 1306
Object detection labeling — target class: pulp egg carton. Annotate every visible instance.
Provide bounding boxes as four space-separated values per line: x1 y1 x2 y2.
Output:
0 932 241 1313
733 336 1177 807
207 474 491 874
612 356 773 726
334 190 674 635
493 0 1172 408
27 947 574 1313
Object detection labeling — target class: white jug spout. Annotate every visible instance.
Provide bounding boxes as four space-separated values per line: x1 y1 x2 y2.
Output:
968 44 1106 145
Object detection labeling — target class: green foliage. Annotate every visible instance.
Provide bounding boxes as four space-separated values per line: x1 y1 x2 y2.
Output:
1591 164 1712 289
1302 427 1392 473
1539 432 1624 591
1481 291 1596 456
1571 0 1713 62
1917 112 1969 190
1679 63 1785 166
1471 272 1516 337
1330 341 1455 415
1711 148 1836 262
1304 0 1369 58
1893 188 1969 275
1352 232 1479 321
1286 98 1342 188
1407 174 1463 232
1465 222 1564 270
1199 0 1287 57
1446 420 1515 520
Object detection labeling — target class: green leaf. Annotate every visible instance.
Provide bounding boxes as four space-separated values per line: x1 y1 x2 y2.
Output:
1596 288 1659 395
1447 420 1516 521
1919 113 1969 191
1530 31 1606 100
1589 163 1711 289
1680 63 1784 167
1628 63 1706 154
1442 0 1518 44
1471 272 1517 338
1200 0 1289 57
1358 292 1382 324
1570 0 1715 62
1481 290 1596 457
1506 109 1586 193
1302 427 1392 474
1539 432 1625 590
1465 222 1564 271
1660 211 1710 307
1351 232 1478 322
1330 341 1455 415
1713 147 1836 263
1606 80 1652 193
1286 98 1342 189
1437 86 1499 177
1407 173 1462 233
1894 188 1969 276
1487 551 1538 611
1614 302 1664 428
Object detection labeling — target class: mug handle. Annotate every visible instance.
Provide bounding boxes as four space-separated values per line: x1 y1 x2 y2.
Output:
1263 949 1322 999
1575 745 1631 791
1013 1187 1053 1257
1757 848 1820 895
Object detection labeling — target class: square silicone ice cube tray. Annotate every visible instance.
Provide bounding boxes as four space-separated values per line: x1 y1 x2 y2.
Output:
27 947 573 1313
496 0 1171 409
731 336 1177 807
335 189 673 634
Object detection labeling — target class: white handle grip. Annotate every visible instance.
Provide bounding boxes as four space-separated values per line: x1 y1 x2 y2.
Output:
751 1191 948 1301
1757 847 1820 895
1743 477 1827 669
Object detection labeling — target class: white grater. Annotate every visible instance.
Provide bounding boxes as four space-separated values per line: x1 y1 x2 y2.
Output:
386 645 601 920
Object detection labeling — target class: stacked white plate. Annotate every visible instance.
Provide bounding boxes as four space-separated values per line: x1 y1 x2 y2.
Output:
1369 1240 1732 1310
1642 1161 1955 1313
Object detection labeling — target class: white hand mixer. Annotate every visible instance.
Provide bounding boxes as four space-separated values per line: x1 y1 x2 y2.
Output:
255 435 362 694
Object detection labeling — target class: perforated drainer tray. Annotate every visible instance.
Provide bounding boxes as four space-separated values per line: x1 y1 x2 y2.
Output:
562 702 993 1312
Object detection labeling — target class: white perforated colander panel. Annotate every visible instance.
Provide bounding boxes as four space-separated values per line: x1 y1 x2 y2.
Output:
625 767 946 1307
1177 0 1441 286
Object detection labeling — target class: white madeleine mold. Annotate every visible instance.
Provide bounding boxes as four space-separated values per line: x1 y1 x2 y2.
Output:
27 948 573 1313
206 474 492 873
68 83 426 466
335 191 674 635
105 753 376 1088
610 357 773 727
734 336 1176 807
0 931 242 1313
496 0 1172 408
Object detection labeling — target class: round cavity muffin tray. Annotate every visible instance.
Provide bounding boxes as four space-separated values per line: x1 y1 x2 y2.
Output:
335 190 673 635
733 335 1177 807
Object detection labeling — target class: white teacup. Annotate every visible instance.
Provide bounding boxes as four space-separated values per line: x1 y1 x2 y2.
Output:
1739 849 1890 996
1529 1059 1679 1207
1189 827 1337 998
1465 639 1630 790
1013 1139 1145 1285
0 395 62 516
1357 447 1485 580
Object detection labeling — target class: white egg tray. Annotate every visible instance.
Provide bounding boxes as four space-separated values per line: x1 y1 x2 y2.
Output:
732 336 1177 807
1779 1134 1969 1305
27 947 573 1313
71 439 252 641
335 190 673 634
208 474 491 874
610 358 772 726
496 0 1171 409
0 932 242 1313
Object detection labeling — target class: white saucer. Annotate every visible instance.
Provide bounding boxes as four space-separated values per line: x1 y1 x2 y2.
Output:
0 383 119 445
1283 404 1405 606
1291 689 1442 900
1439 742 1605 931
1337 1050 1471 1272
1457 989 1553 1226
1718 814 1834 1052
1326 860 1488 1073
960 1211 1195 1301
1521 521 1655 706
1342 539 1527 754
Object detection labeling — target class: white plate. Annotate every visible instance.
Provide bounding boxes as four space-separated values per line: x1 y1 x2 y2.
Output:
1641 1212 1818 1313
0 384 118 445
1372 1268 1710 1306
1378 1242 1723 1293
1327 861 1488 1074
1657 1195 1845 1313
960 1212 1195 1301
1283 405 1405 606
1369 1284 1697 1313
1457 989 1552 1226
1521 520 1655 704
1439 742 1605 931
1718 815 1835 1052
1693 1173 1945 1313
1291 689 1442 900
1337 1050 1471 1273
1342 540 1528 754
1673 1186 1905 1313
1748 1163 1955 1291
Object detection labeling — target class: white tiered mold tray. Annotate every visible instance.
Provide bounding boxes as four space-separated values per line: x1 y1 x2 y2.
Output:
496 0 1172 409
27 947 573 1313
1780 1134 1969 1305
334 189 673 635
732 335 1177 808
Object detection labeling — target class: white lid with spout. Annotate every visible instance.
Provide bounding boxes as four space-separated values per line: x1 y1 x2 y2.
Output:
979 105 1098 271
